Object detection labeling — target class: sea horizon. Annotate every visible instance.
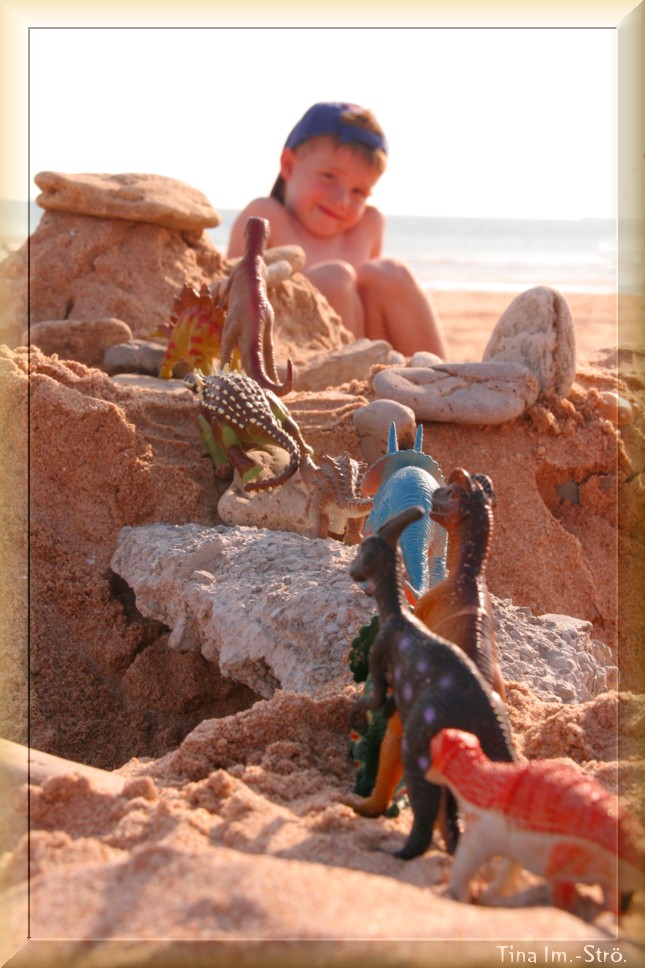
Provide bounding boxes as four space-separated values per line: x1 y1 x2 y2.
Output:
2 200 619 295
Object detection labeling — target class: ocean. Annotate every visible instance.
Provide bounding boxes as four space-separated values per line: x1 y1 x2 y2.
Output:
4 201 616 295
211 210 616 295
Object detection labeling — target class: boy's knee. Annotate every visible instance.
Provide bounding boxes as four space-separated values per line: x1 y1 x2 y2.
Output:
357 258 414 294
307 260 358 291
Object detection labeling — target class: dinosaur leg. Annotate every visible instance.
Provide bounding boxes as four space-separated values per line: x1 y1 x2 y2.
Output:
344 517 365 546
197 414 229 468
226 445 262 485
437 787 462 855
345 713 404 817
394 770 441 860
448 832 494 902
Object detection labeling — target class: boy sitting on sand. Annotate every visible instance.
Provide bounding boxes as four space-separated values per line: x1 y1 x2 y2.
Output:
227 101 447 358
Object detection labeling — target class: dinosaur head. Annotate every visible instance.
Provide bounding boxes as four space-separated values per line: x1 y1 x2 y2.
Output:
430 467 495 529
428 728 483 780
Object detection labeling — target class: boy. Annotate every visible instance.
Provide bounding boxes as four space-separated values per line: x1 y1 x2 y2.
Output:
227 102 447 358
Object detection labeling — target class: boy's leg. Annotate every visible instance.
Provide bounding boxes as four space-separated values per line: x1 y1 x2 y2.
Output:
305 261 366 339
357 259 447 358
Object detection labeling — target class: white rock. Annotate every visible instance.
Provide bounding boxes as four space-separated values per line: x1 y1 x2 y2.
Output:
493 598 617 702
218 450 311 535
408 351 443 368
110 523 376 698
110 523 615 706
482 286 576 396
372 361 539 424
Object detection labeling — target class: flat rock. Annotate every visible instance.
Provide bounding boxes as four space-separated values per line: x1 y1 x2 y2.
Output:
293 338 397 392
34 170 221 232
372 361 539 424
110 523 615 706
352 399 418 465
23 317 133 368
111 523 375 699
103 338 167 376
483 285 576 396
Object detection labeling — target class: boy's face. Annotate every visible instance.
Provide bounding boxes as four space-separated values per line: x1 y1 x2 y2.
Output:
280 141 381 238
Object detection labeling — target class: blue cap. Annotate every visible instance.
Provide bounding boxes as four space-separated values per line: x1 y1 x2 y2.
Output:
284 102 388 155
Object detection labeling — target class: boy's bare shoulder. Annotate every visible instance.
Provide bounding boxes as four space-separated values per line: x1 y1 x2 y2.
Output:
228 197 293 256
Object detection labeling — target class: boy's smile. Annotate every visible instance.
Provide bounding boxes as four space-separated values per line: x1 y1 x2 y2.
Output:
280 142 381 239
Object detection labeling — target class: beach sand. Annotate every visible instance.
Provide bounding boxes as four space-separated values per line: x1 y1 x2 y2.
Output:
434 289 633 363
2 222 644 965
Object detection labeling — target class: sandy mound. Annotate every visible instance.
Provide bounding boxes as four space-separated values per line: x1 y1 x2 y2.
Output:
0 185 643 961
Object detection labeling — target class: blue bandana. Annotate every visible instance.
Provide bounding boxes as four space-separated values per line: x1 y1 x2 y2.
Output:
284 102 388 155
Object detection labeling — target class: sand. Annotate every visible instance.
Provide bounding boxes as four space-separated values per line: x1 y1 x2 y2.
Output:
1 281 644 968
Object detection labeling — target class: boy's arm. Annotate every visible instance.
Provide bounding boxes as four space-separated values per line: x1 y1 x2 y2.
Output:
227 198 290 258
366 206 386 260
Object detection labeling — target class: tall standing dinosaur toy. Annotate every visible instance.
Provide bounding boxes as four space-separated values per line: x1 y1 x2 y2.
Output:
348 505 515 860
217 216 294 396
347 469 506 834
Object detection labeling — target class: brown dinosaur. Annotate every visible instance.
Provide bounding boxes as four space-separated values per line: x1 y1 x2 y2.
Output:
346 468 505 825
218 216 294 396
305 453 373 544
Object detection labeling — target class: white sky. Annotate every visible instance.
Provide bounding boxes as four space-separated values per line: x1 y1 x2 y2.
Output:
29 27 617 220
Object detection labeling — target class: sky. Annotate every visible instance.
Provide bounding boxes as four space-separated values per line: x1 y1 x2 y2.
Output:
28 27 617 221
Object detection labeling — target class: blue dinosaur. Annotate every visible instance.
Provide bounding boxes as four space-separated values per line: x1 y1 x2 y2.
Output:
361 423 447 601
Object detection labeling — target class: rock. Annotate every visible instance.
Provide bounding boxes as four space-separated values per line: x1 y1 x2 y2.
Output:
0 210 224 347
482 286 576 397
110 523 376 699
34 171 221 232
352 399 418 465
23 317 133 368
408 350 443 368
217 450 312 534
110 521 615 707
103 338 167 376
493 599 617 703
294 338 395 392
372 361 539 424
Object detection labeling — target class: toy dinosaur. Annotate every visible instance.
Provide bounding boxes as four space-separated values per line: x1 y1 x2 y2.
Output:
184 369 314 492
348 505 515 860
152 283 227 379
217 216 294 396
347 468 507 824
362 423 446 603
427 728 645 914
305 453 373 544
416 468 505 696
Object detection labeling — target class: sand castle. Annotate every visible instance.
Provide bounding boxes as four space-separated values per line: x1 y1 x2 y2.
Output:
1 171 643 962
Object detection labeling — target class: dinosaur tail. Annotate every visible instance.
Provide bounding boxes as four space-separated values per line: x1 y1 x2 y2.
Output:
252 357 294 397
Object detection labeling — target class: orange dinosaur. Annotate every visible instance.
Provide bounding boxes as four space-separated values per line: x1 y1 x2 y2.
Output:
347 469 505 827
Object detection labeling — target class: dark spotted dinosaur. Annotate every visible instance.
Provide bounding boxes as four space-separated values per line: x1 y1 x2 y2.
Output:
348 504 515 860
346 469 506 830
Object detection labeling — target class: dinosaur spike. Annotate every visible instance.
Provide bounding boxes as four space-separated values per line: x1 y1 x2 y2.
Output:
414 424 424 452
377 505 425 549
387 422 398 455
